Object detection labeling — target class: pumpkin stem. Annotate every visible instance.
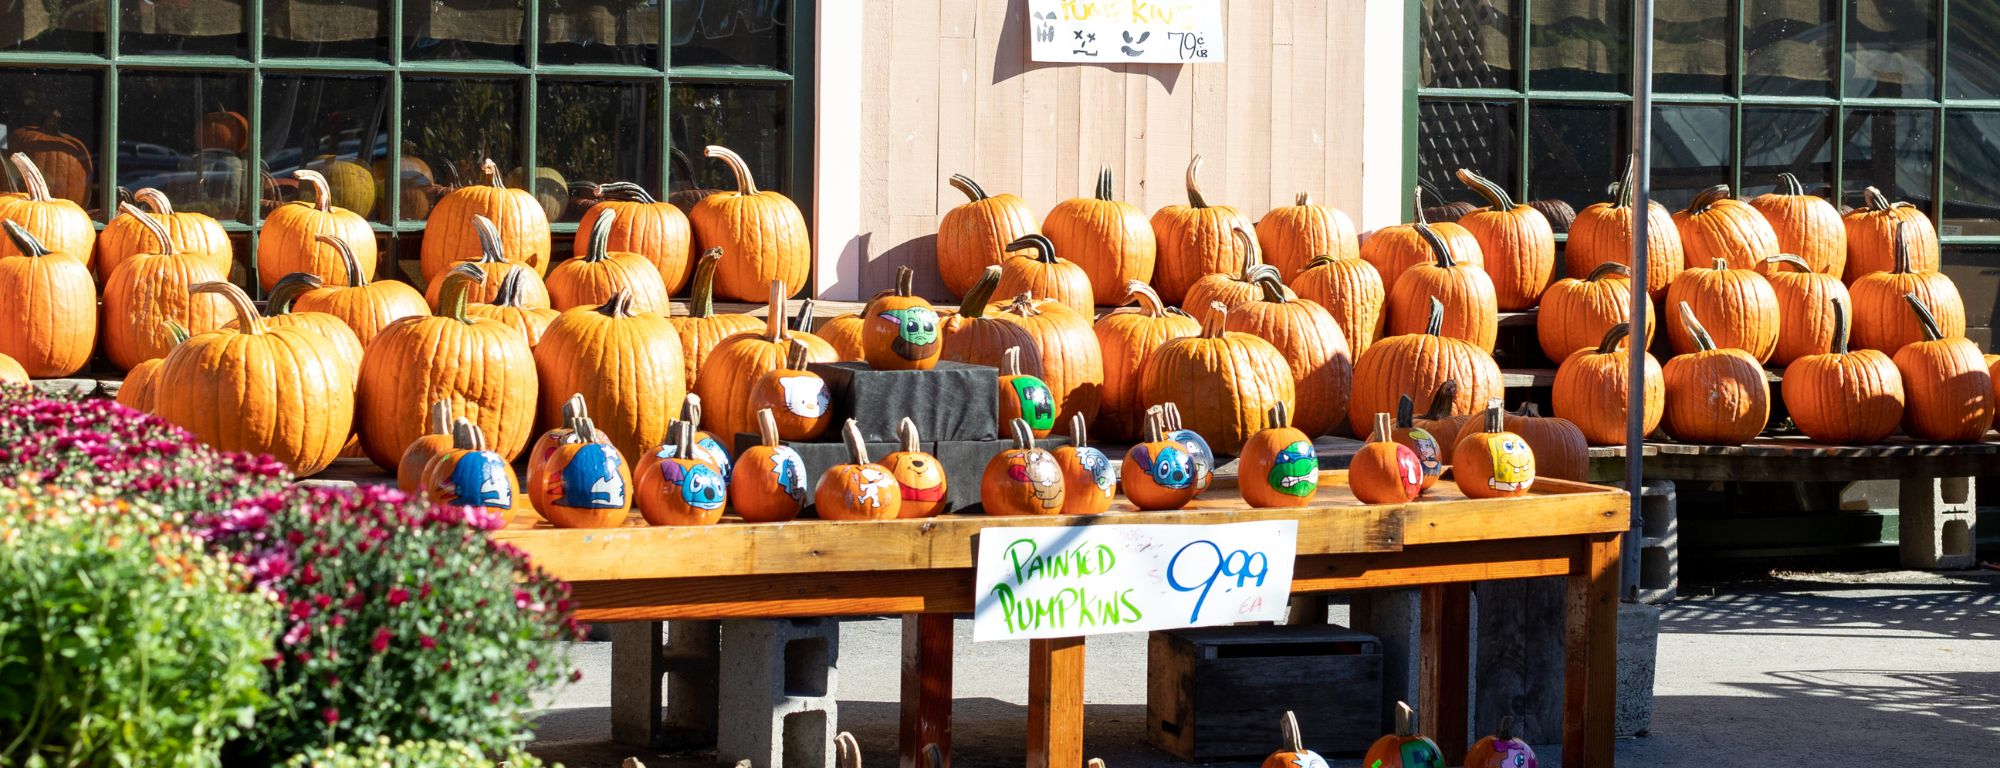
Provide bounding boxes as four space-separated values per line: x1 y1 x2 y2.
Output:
1068 411 1089 445
756 408 781 447
0 220 50 258
687 248 724 317
1143 406 1166 443
1395 701 1416 738
1904 293 1946 342
1396 394 1416 428
7 154 51 202
481 159 503 188
1279 710 1304 754
794 297 817 333
1252 273 1289 303
835 731 863 768
1270 401 1292 430
293 169 337 212
1233 226 1262 274
1413 223 1457 268
584 207 617 262
1184 155 1209 208
682 392 704 431
1006 234 1060 265
191 281 265 335
1009 418 1035 449
1482 399 1505 433
1412 187 1429 225
1613 157 1637 209
1094 165 1114 202
784 337 811 371
1423 380 1459 419
1200 302 1230 338
1584 261 1631 282
898 417 922 453
162 319 190 347
598 181 659 204
1294 192 1312 207
958 265 1004 318
1863 186 1892 212
1123 280 1171 317
894 265 917 298
134 187 176 216
948 173 991 202
673 420 695 460
1163 402 1186 433
1762 254 1812 274
1892 221 1912 274
1683 184 1733 215
561 393 587 425
1304 254 1337 270
1777 172 1807 197
315 234 371 286
1677 302 1716 352
1596 322 1633 354
1370 412 1393 443
439 263 488 323
116 202 178 256
706 145 759 195
427 400 452 436
764 280 788 342
1002 345 1024 377
1829 296 1850 354
1423 296 1445 337
490 267 534 307
450 417 485 451
1455 168 1516 210
472 215 508 264
841 418 870 465
266 273 323 314
1514 401 1543 417
1710 257 1729 271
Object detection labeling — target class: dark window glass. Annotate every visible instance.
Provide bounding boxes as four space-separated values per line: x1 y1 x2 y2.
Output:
1943 112 2000 237
671 82 787 194
1845 0 1938 98
1 0 105 52
1527 102 1628 214
671 0 786 69
541 0 661 66
1651 105 1732 211
404 0 524 62
0 69 100 215
537 80 660 223
401 78 521 221
118 72 252 222
1938 248 2000 337
1421 0 1516 90
264 0 388 59
1530 0 1624 92
120 0 247 55
1744 0 1837 96
1946 0 2000 99
1417 100 1517 210
1741 107 1835 198
1655 0 1730 94
261 75 391 222
1842 109 1935 210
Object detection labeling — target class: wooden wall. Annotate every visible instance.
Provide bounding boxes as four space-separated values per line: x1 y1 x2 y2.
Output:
851 0 1398 299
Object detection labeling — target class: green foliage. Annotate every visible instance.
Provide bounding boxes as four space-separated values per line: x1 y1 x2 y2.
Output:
283 737 553 768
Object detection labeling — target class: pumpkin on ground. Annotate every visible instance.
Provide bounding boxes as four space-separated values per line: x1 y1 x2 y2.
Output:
547 208 671 313
1782 297 1905 444
579 182 694 293
1348 298 1504 436
1664 257 1780 362
939 173 1038 298
359 264 539 468
1554 324 1663 446
536 413 635 528
693 280 836 443
732 408 811 522
689 145 810 302
982 418 1066 516
288 234 429 347
1359 188 1482 297
1226 273 1354 437
1763 253 1851 366
1182 227 1276 327
861 265 943 370
1386 224 1499 352
1662 303 1770 445
1260 712 1329 768
425 215 553 310
637 421 728 527
1455 167 1555 310
465 268 560 346
99 188 232 280
1891 295 1993 443
258 169 375 291
1092 281 1199 441
398 401 456 493
1288 253 1385 356
750 340 832 441
421 418 519 516
986 291 1105 429
0 154 95 270
1139 302 1295 455
1123 408 1201 510
1053 412 1115 515
100 203 233 371
1448 402 1588 483
0 354 22 384
1849 222 1965 354
1565 160 1683 298
156 282 354 475
536 289 688 464
996 233 1094 315
815 419 902 520
422 158 552 281
1465 717 1537 768
1351 411 1420 504
671 248 766 384
0 220 94 377
114 321 186 412
1256 193 1359 281
255 274 365 385
1843 186 1937 282
1362 702 1447 768
1749 173 1846 277
1673 184 1780 273
1391 395 1444 489
1041 165 1154 305
1240 402 1321 507
1151 155 1254 304
1537 262 1650 362
882 417 949 518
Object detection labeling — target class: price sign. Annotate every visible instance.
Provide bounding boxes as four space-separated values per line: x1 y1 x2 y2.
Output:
1026 0 1226 64
971 521 1297 642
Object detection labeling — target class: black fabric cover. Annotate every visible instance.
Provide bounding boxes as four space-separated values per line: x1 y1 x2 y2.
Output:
809 361 999 443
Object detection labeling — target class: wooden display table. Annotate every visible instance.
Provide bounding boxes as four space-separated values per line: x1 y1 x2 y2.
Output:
493 471 1629 767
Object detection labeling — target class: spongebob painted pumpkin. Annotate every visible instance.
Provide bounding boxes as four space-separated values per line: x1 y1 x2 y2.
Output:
1452 398 1536 498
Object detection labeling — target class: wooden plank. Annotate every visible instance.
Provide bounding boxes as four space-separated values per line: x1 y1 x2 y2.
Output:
972 0 1024 199
858 0 898 282
929 35 980 298
1268 42 1296 210
566 570 974 621
1224 0 1274 212
886 0 941 222
1078 62 1125 201
1139 60 1190 212
1562 534 1622 768
1026 636 1086 768
1122 64 1148 210
899 613 955 768
1287 0 1328 206
1145 630 1197 759
1397 479 1629 544
1292 538 1576 592
937 0 974 38
1418 583 1471 765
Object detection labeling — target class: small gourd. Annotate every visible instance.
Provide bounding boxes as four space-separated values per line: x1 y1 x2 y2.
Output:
1452 399 1536 499
1123 408 1200 511
1053 412 1116 516
814 419 902 520
536 415 635 528
1391 395 1444 490
637 421 728 526
1361 701 1445 768
1464 716 1537 768
998 345 1058 437
861 265 942 370
422 418 517 516
1352 412 1422 504
397 400 456 493
751 339 833 440
1260 711 1329 768
731 408 810 523
1239 402 1319 508
882 417 949 518
981 418 1065 516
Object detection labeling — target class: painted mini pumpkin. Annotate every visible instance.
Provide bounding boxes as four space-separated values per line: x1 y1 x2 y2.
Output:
1362 702 1445 768
1053 412 1116 516
1260 711 1329 768
1465 716 1538 768
1453 399 1536 499
397 400 457 493
535 415 634 529
814 419 902 520
862 265 942 370
981 418 1066 516
637 422 729 526
526 395 595 503
732 408 810 523
1391 395 1444 490
1239 402 1319 508
998 345 1058 437
883 417 949 518
423 418 517 516
751 339 833 440
1124 408 1201 511
1160 403 1215 491
1352 411 1422 504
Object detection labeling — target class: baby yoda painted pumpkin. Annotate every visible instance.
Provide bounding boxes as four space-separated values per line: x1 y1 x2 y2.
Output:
423 418 517 517
533 415 633 528
981 418 1066 515
731 408 809 523
1124 408 1200 510
752 339 833 440
883 417 949 518
862 265 942 370
1053 412 1115 515
998 345 1058 437
1452 398 1536 499
637 421 729 526
1239 402 1319 507
815 419 902 520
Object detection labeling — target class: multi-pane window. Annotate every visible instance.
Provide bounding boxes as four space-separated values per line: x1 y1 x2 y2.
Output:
0 0 806 292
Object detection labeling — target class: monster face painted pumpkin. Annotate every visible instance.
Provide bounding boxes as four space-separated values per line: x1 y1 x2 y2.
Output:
1239 402 1319 508
751 339 833 440
1362 702 1445 768
637 422 728 526
1259 711 1329 768
1452 399 1536 498
982 418 1065 516
883 417 949 518
814 419 902 520
423 418 516 516
1124 409 1201 510
997 345 1058 436
731 408 808 523
1053 412 1116 516
1390 394 1444 489
862 265 943 370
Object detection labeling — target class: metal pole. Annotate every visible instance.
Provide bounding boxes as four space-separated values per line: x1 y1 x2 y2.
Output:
1624 0 1655 602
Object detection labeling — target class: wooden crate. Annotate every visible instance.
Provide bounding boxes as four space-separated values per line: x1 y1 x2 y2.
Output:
1147 624 1382 761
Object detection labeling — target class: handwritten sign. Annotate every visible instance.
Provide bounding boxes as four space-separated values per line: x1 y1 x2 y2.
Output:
972 521 1296 642
1027 0 1225 64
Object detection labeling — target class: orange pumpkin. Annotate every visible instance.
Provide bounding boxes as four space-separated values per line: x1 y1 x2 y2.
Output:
1662 302 1770 445
750 339 832 441
1226 273 1354 437
1565 160 1683 299
1362 702 1446 768
1554 323 1663 446
1537 261 1650 362
1256 193 1359 281
1749 173 1846 277
533 413 636 528
1464 716 1536 768
1181 227 1271 326
465 268 560 346
1349 297 1504 436
995 234 1094 315
1664 257 1780 362
1455 168 1555 310
1763 253 1851 367
636 421 728 526
938 173 1039 298
987 292 1105 429
1351 411 1421 504
1891 295 1992 443
1451 399 1536 499
817 312 866 361
861 265 943 370
0 154 94 271
1451 402 1589 483
421 418 518 516
1843 186 1937 283
547 208 670 313
526 395 607 503
1359 187 1483 297
1240 402 1322 507
8 119 91 206
1152 155 1254 304
1053 412 1114 516
1259 712 1329 768
1139 302 1296 455
1288 253 1385 356
998 345 1059 438
114 320 187 412
536 288 688 465
0 220 94 377
372 152 435 221
1391 395 1444 489
197 110 250 153
1385 224 1499 352
578 182 694 293
1124 408 1201 510
689 145 810 302
1782 297 1905 444
98 188 232 280
1158 402 1218 492
425 215 553 310
1043 164 1155 305
1673 184 1780 273
1849 222 1965 354
671 247 766 385
981 418 1065 516
732 408 811 522
941 265 1040 373
661 393 736 481
1409 380 1476 454
258 169 375 291
422 158 552 281
100 203 233 371
398 400 457 493
254 273 365 385
814 419 902 520
880 417 949 518
0 354 22 385
1091 281 1200 441
282 234 427 347
693 280 837 444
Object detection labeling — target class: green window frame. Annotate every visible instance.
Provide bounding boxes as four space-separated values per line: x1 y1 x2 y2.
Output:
0 0 813 294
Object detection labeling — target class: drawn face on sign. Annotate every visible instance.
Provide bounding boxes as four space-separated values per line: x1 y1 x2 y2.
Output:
1405 427 1442 478
1007 376 1056 432
770 446 807 505
1400 741 1444 768
1488 436 1535 492
558 443 626 509
878 307 940 360
1006 450 1064 510
1135 444 1194 490
888 452 947 503
660 460 726 511
445 452 511 509
1266 440 1318 497
775 376 829 419
1076 447 1116 498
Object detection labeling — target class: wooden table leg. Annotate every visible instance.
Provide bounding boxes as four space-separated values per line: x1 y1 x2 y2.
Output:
1026 636 1085 768
900 613 954 768
1418 583 1471 765
1563 533 1622 768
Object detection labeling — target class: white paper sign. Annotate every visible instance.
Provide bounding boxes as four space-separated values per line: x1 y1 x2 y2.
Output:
1027 0 1225 64
972 521 1296 642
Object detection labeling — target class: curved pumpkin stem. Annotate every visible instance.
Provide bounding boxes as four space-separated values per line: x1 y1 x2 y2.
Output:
893 265 916 298
1612 156 1637 209
481 159 504 189
1455 168 1516 210
958 265 1004 318
841 419 871 465
1094 164 1115 202
1677 302 1716 352
1412 187 1428 225
1891 221 1912 274
1270 401 1294 430
706 145 759 196
1828 296 1851 355
1294 192 1313 207
1708 257 1729 271
1497 715 1516 742
192 281 265 335
1001 345 1024 377
450 417 488 452
118 202 178 255
1862 186 1905 212
1584 261 1631 282
489 267 535 308
598 181 659 204
1763 254 1813 274
1395 394 1416 428
1596 322 1633 354
1904 293 1946 342
8 154 51 202
1005 234 1060 265
1 220 50 258
583 207 618 263
439 263 488 323
316 234 371 286
1184 155 1210 208
1413 223 1457 268
426 400 452 437
783 337 812 371
794 297 817 333
472 215 508 264
1777 172 1807 197
1252 272 1291 303
1422 296 1445 337
1201 302 1230 338
1682 184 1733 215
948 173 991 203
1233 225 1261 275
1007 417 1038 450
1122 281 1171 317
267 273 323 314
1395 701 1417 738
1068 411 1089 445
1423 380 1459 419
755 408 781 447
688 248 725 318
134 187 176 216
1369 411 1393 443
897 416 924 453
293 169 336 212
161 319 190 347
1279 710 1305 753
593 288 639 320
763 280 789 342
1304 254 1338 270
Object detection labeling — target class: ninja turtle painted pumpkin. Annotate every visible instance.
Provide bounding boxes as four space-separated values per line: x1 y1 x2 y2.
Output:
1239 402 1318 507
532 415 634 528
731 408 809 523
998 345 1058 436
815 418 903 520
1392 394 1444 490
883 417 949 518
1362 702 1445 768
1465 716 1537 768
751 338 833 440
1124 408 1200 510
423 417 517 517
1352 412 1422 504
982 418 1065 515
1053 412 1115 515
1160 403 1215 490
1452 398 1536 499
637 421 728 526
862 265 942 370
1260 711 1329 768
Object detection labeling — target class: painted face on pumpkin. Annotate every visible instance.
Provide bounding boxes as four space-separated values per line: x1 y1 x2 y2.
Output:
1281 751 1329 768
1266 440 1318 498
889 452 947 503
558 443 627 509
1007 450 1064 509
661 461 726 511
776 375 830 419
445 452 511 509
1076 447 1116 498
1395 445 1423 495
851 466 898 509
694 435 733 479
1169 429 1214 489
1136 444 1194 490
1488 436 1536 492
1406 427 1442 477
1009 377 1056 431
1399 740 1443 768
879 307 940 360
1489 742 1535 768
770 446 807 505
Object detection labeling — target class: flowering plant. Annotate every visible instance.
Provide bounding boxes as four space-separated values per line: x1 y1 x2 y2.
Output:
283 737 552 767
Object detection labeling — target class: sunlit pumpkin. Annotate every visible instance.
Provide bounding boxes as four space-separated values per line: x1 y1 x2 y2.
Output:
689 145 810 302
878 417 949 518
996 233 1093 315
998 345 1059 438
1259 712 1329 768
422 159 552 281
580 181 694 293
98 187 232 280
817 312 866 361
1849 222 1965 354
1749 172 1845 277
1123 407 1201 510
1662 302 1769 445
1764 253 1852 367
1455 167 1554 310
732 408 811 523
425 215 553 310
941 265 1040 375
1351 411 1421 504
693 280 837 443
1664 257 1780 363
465 268 560 346
100 203 233 371
671 247 766 384
1891 294 1992 443
1349 297 1504 436
1181 227 1272 326
1256 193 1358 281
750 339 833 441
526 395 594 505
1226 273 1353 437
288 234 429 347
1452 400 1536 499
538 414 637 528
0 153 94 270
1288 253 1385 356
1239 402 1322 507
1843 186 1937 283
637 421 728 526
1385 223 1499 352
980 418 1065 516
1409 380 1476 458
1152 155 1254 304
253 273 365 385
1565 160 1683 299
938 173 1039 298
398 400 457 493
1092 280 1200 441
1782 297 1905 445
259 169 375 291
1049 412 1114 516
421 418 518 516
536 288 687 465
0 220 94 377
1359 188 1482 297
814 419 902 520
1537 261 1649 362
1448 402 1589 483
987 291 1105 429
1673 185 1780 273
1553 323 1663 446
1043 164 1154 306
114 320 187 413
861 265 943 371
1140 301 1296 455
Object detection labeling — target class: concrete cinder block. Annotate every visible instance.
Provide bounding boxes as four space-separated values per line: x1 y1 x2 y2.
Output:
1637 481 1678 605
718 618 840 768
1616 602 1660 737
610 620 721 750
1899 477 1977 569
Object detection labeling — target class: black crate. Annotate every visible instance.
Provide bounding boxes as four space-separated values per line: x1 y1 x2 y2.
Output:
1148 624 1383 760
